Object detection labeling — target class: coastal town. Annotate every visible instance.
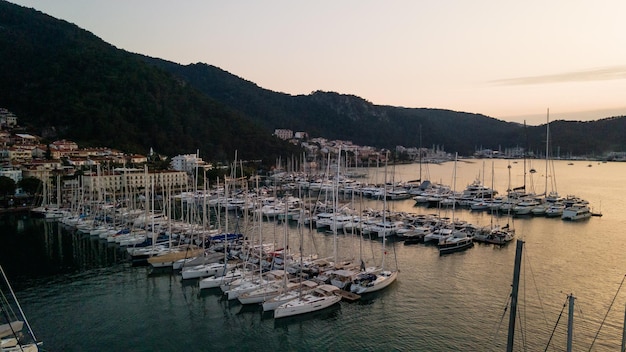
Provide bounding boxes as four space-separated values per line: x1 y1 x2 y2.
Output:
0 107 451 207
4 1 626 350
0 106 600 226
0 105 605 352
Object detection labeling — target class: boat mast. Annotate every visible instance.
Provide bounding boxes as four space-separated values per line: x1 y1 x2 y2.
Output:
419 124 423 183
382 150 388 271
545 109 550 196
523 120 528 195
333 147 341 265
621 304 626 352
506 239 524 352
567 293 575 352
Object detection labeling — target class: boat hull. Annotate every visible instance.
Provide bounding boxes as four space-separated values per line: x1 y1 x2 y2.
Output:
274 295 341 319
351 270 398 295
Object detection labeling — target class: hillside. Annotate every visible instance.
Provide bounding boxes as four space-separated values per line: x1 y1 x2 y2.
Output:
1 1 625 160
144 59 626 156
0 1 301 164
143 59 523 154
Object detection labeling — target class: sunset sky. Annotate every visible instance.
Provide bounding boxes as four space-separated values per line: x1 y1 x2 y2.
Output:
10 0 626 125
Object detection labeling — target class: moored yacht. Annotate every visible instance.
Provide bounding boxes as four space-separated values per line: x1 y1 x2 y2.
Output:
273 284 341 318
262 280 319 311
545 202 565 218
561 203 591 221
349 268 398 295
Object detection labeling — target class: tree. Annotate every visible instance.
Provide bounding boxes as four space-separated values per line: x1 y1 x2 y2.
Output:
45 144 52 160
18 177 42 196
0 176 16 198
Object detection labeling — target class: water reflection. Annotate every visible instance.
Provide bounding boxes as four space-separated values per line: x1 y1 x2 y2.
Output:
0 214 127 282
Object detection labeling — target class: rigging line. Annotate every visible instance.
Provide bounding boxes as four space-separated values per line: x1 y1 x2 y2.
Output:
491 292 512 347
1 265 37 344
544 295 569 352
524 246 551 327
0 306 22 348
574 300 594 348
588 274 626 352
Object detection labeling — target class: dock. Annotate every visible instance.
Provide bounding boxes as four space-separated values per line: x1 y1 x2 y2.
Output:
337 289 361 302
0 206 33 214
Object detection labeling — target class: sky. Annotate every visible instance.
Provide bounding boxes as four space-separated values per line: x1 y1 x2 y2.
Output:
9 0 626 125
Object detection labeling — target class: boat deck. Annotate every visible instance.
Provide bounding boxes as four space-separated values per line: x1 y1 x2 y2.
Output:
337 290 361 302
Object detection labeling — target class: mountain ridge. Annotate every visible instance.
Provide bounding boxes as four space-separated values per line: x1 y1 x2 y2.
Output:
0 1 302 164
2 0 625 161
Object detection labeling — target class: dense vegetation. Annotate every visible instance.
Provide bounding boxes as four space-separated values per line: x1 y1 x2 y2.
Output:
144 60 521 154
1 1 625 160
0 1 301 165
143 60 626 157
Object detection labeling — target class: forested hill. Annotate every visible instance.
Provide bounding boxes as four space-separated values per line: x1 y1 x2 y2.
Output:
143 59 524 155
143 59 626 156
2 1 625 160
0 1 301 164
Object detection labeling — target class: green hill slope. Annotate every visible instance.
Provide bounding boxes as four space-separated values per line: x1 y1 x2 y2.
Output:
0 1 300 164
2 1 625 160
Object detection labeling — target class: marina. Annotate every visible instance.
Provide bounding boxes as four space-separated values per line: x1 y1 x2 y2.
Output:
1 158 625 351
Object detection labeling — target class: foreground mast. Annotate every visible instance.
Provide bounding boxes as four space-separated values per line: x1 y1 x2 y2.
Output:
506 240 524 352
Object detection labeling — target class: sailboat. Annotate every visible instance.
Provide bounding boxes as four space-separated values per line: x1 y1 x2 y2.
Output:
473 160 515 245
263 193 322 311
1 266 41 352
532 108 559 216
273 284 342 319
350 151 399 295
437 154 474 254
182 172 237 280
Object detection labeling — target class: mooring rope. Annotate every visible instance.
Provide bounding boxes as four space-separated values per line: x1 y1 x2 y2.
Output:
588 274 626 351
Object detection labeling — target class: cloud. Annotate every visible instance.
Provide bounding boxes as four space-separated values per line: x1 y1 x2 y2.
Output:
491 65 626 85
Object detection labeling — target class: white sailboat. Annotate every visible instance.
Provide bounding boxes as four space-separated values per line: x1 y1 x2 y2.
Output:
239 197 301 305
473 160 515 245
437 154 474 254
273 284 342 319
199 267 246 290
237 270 292 305
350 268 399 295
350 151 398 294
261 280 319 311
263 188 323 311
181 262 236 280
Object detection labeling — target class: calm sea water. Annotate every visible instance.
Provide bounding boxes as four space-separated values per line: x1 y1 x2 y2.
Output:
1 159 625 351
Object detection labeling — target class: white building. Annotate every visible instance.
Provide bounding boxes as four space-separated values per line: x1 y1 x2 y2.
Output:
81 169 188 196
170 154 211 174
294 131 308 139
0 108 17 127
274 129 293 140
